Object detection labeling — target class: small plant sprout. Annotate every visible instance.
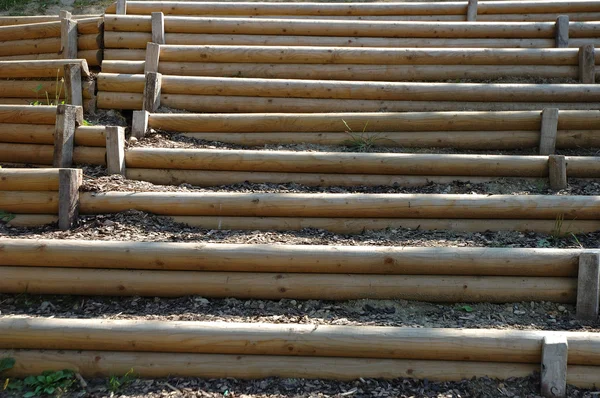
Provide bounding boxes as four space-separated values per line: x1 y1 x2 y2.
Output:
342 119 381 152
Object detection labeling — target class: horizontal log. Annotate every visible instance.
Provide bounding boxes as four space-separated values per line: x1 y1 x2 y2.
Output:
104 16 557 38
124 148 553 177
558 130 600 148
78 192 600 220
159 76 600 102
73 146 106 166
0 53 59 62
127 169 540 188
0 143 104 166
101 60 144 73
76 17 103 35
565 157 600 178
0 169 60 190
147 111 545 132
0 37 61 57
1 349 540 383
570 21 600 38
159 94 600 112
0 106 56 124
480 12 600 22
0 124 55 144
0 191 57 213
169 216 600 234
0 59 90 78
97 92 143 109
158 46 581 65
0 238 581 276
77 33 103 51
0 266 577 302
0 80 65 99
3 318 600 365
75 126 106 147
78 49 103 67
2 214 57 227
0 21 61 41
97 73 145 93
0 15 100 26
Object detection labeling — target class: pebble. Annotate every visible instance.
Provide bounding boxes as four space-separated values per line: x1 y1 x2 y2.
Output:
513 310 527 315
558 305 566 312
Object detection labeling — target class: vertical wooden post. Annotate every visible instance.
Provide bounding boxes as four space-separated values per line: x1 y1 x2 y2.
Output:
63 63 83 106
143 72 162 112
466 0 478 21
58 168 82 230
576 252 600 321
60 13 78 59
539 108 559 155
541 336 568 398
548 155 567 190
116 0 127 14
53 105 82 168
132 110 149 139
578 45 595 84
106 126 126 175
555 16 569 48
151 12 165 44
144 42 161 73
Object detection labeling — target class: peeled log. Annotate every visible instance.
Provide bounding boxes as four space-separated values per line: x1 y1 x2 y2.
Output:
0 191 58 213
0 37 61 57
0 59 90 78
0 105 57 124
0 21 61 41
0 124 55 144
0 143 54 165
0 169 59 190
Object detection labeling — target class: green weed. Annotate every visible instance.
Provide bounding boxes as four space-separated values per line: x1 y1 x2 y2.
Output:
30 69 66 106
0 210 15 223
108 368 136 393
341 119 381 152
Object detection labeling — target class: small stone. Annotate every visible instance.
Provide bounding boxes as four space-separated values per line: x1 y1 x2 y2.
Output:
558 305 566 312
513 310 527 315
40 301 53 311
129 137 138 144
194 297 209 305
290 300 297 306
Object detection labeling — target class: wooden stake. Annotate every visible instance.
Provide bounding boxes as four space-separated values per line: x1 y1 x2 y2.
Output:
548 155 567 190
105 126 125 175
60 15 78 59
541 336 568 398
63 63 83 106
144 42 161 73
131 110 149 139
466 0 478 21
578 45 595 84
116 0 127 15
539 108 559 155
53 105 81 168
576 253 600 321
151 12 165 44
143 72 162 112
58 168 82 230
555 16 569 48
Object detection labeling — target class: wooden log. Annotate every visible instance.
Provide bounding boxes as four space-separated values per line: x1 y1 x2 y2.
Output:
557 110 600 129
1 349 540 383
569 21 600 38
116 0 127 14
97 92 143 109
579 44 595 83
58 168 82 230
147 111 544 133
558 130 600 148
3 214 57 227
102 60 144 74
104 32 151 49
541 336 568 398
124 148 551 177
576 253 600 321
104 16 556 38
0 191 58 213
77 33 103 50
0 37 61 57
3 317 600 365
0 124 56 144
0 53 60 62
53 105 80 168
171 216 600 234
131 110 148 139
82 80 95 101
78 50 103 67
143 72 162 112
480 13 600 22
0 21 61 41
104 48 147 60
0 80 65 99
151 12 165 44
126 169 541 189
106 126 126 175
539 108 559 155
64 63 83 106
77 17 104 34
0 143 54 164
61 17 78 59
0 59 89 78
98 73 145 93
144 43 160 73
0 15 99 26
0 169 60 190
77 191 600 220
0 266 577 302
75 126 106 147
467 0 478 21
157 46 580 65
548 155 568 190
72 146 106 166
555 16 569 48
0 238 582 277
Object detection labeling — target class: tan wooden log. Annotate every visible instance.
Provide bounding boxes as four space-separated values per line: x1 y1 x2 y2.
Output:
564 156 600 178
0 37 61 57
77 33 103 50
3 317 600 365
124 148 552 177
570 21 600 38
127 169 541 189
72 146 107 166
2 214 57 227
103 31 151 49
0 106 57 124
0 21 61 41
169 216 600 234
558 130 600 148
159 76 600 102
102 60 144 73
82 80 95 101
98 73 145 93
158 46 580 65
78 49 103 67
480 13 600 22
0 15 100 27
78 191 600 219
0 124 56 144
0 191 58 213
76 17 104 34
75 126 106 147
0 169 60 190
147 111 544 132
0 59 90 78
103 49 147 61
0 238 582 277
1 349 542 383
0 53 60 62
0 266 577 302
0 80 65 99
97 92 143 109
